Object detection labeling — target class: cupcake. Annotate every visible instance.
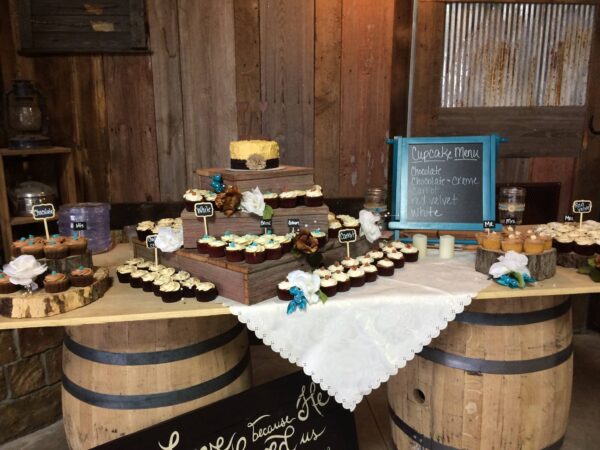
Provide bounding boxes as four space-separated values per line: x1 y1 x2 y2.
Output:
341 257 359 271
44 271 69 293
263 192 280 209
181 277 200 298
204 192 217 207
172 271 191 282
136 260 152 271
539 233 553 251
125 257 145 266
294 190 307 206
348 266 365 287
279 235 293 253
159 281 182 303
313 266 331 278
501 234 523 253
130 269 148 288
377 258 395 276
48 234 67 244
279 191 298 208
195 281 218 302
183 189 204 212
221 232 239 243
244 243 266 264
148 263 166 273
400 244 419 262
320 275 337 297
481 232 502 251
366 250 385 263
332 272 351 292
264 240 283 260
196 235 216 254
11 237 28 257
362 263 378 282
136 221 154 241
391 241 406 251
226 242 246 262
116 264 134 283
0 273 19 294
141 271 158 292
574 237 596 256
159 267 177 277
552 234 573 253
386 249 405 268
21 240 44 259
380 242 396 253
305 185 324 207
277 280 294 300
356 255 374 266
341 216 360 235
65 234 88 255
152 275 172 296
328 221 342 239
70 266 94 287
207 240 227 258
523 235 544 254
475 232 488 246
327 262 344 274
311 229 327 248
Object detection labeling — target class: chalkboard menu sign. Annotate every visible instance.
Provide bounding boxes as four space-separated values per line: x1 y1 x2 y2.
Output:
389 135 504 231
94 371 358 450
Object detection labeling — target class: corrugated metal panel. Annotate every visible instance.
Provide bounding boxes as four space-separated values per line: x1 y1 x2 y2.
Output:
441 3 595 108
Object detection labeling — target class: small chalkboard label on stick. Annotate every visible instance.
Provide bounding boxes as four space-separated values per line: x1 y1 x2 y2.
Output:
338 228 357 259
288 218 300 230
503 217 516 226
31 203 55 240
146 234 159 265
71 221 87 231
260 218 273 235
572 200 592 228
194 202 214 235
564 214 575 223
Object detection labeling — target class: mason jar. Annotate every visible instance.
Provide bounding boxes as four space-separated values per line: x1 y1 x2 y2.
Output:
498 186 526 224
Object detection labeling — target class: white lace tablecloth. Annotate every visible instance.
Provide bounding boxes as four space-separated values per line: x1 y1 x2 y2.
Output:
216 251 491 410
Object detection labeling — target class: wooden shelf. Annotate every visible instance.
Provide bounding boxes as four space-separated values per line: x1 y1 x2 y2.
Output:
0 146 71 157
10 215 58 226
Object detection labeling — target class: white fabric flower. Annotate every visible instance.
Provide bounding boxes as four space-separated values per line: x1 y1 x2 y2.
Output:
287 270 321 304
3 255 47 287
489 251 530 278
241 187 266 217
155 227 184 253
359 209 382 243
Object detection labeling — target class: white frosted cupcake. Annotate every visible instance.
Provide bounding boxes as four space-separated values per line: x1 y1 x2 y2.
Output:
320 275 337 297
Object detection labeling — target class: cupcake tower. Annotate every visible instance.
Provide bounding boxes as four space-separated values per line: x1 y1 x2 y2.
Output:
535 221 600 257
11 233 88 260
0 265 95 296
116 258 218 303
476 226 552 255
277 240 418 300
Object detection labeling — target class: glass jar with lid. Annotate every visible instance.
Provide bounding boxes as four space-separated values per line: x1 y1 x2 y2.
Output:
498 186 526 224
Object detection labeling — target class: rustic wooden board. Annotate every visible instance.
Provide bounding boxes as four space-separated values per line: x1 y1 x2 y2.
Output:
181 205 330 248
339 0 394 196
197 166 315 192
314 0 342 197
389 0 412 138
259 0 314 167
475 247 557 281
530 157 576 221
557 252 593 269
147 0 187 201
0 267 110 318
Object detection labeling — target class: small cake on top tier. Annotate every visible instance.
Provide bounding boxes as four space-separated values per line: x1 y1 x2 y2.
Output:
230 140 279 170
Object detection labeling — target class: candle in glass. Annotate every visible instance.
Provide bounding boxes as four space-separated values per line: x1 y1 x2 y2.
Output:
412 234 427 257
439 235 455 259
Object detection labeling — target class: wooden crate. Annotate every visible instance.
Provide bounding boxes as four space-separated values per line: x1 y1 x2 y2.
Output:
133 237 373 304
196 166 315 192
181 205 330 248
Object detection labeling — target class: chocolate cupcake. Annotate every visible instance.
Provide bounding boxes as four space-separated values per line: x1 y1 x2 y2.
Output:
245 243 266 264
313 266 332 278
148 263 166 273
136 221 154 242
356 255 374 266
152 275 171 296
400 244 419 262
172 271 191 283
279 191 298 208
207 240 227 258
295 190 306 206
183 188 204 212
44 271 69 293
341 217 360 235
264 240 283 260
70 266 94 287
136 260 152 271
366 250 385 263
362 263 378 282
141 271 158 292
574 237 596 256
279 235 293 253
181 277 200 298
263 192 280 209
277 280 294 300
311 229 327 248
125 257 145 266
348 266 365 287
320 275 337 297
386 249 405 268
305 185 324 207
333 272 351 292
0 272 19 294
66 234 88 255
195 281 218 302
21 240 44 259
341 257 359 271
327 261 344 274
159 281 182 303
11 237 28 257
204 192 217 208
159 267 176 278
328 221 342 239
130 269 148 288
377 258 395 276
116 264 134 283
553 234 573 253
225 242 245 262
197 235 216 254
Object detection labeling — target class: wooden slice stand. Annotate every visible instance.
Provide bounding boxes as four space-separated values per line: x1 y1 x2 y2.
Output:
475 247 557 280
197 165 315 192
0 267 111 318
557 252 594 269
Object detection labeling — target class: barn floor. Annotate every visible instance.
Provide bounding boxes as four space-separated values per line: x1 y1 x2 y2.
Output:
2 331 599 450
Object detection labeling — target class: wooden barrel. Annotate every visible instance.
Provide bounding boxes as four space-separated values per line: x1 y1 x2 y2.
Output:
62 316 251 449
388 295 572 450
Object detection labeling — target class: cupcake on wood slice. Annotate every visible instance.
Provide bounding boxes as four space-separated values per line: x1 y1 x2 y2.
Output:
279 190 298 208
328 220 342 239
348 266 366 287
0 272 19 294
116 264 134 283
539 233 553 251
386 249 405 268
226 242 246 262
130 269 148 288
320 275 337 297
400 244 419 262
264 240 283 260
501 234 523 253
21 240 44 259
305 185 324 207
311 229 327 248
160 281 182 303
181 277 200 298
183 189 204 212
152 275 172 296
277 280 293 300
195 281 218 302
244 243 266 264
362 262 378 282
196 235 216 254
70 266 94 287
66 233 88 255
475 231 487 246
44 271 69 293
207 240 227 258
523 235 544 254
376 258 395 276
332 272 351 292
136 221 154 242
141 271 158 292
481 232 502 251
11 237 28 257
263 192 280 209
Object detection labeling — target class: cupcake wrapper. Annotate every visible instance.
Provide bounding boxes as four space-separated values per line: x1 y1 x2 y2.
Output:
130 277 144 289
350 276 365 287
44 278 70 293
207 246 226 258
264 198 280 209
364 272 378 282
71 275 94 288
266 248 283 260
68 244 88 256
22 249 45 259
279 198 297 208
184 200 198 212
574 245 596 256
305 197 324 207
328 229 340 239
316 236 327 248
378 266 395 276
142 280 155 292
552 240 573 254
196 242 211 254
403 251 419 262
117 272 132 284
296 195 305 206
44 248 69 260
136 229 151 242
277 288 294 301
391 259 405 269
0 283 20 294
161 290 182 303
336 280 351 292
182 286 196 298
321 285 337 297
11 247 22 258
226 250 245 262
281 242 292 253
196 288 218 302
245 251 266 264
153 284 163 296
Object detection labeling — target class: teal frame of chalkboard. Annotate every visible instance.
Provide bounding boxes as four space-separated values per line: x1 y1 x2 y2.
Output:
388 134 503 233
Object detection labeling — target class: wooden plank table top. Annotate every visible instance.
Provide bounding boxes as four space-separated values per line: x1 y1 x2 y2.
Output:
0 244 598 330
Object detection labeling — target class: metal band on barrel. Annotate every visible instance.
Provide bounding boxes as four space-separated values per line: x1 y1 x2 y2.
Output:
455 299 571 326
63 350 250 410
419 343 572 374
388 404 565 450
64 323 244 366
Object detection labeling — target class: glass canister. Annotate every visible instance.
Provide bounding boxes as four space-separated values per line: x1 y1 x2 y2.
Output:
364 187 388 215
58 203 112 253
498 187 526 224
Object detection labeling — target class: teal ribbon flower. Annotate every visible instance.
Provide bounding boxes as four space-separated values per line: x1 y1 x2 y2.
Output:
287 286 308 315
